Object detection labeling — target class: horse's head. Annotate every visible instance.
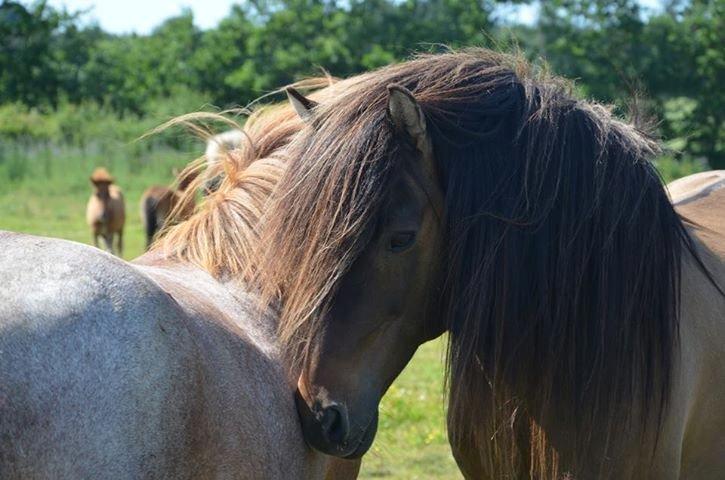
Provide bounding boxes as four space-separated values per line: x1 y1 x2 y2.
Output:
273 86 447 458
257 50 691 478
90 167 114 198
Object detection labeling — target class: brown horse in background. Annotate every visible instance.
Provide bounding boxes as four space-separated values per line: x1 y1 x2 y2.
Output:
140 168 199 249
86 167 125 255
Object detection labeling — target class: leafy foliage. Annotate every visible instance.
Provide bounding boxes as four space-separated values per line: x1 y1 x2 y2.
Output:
0 0 722 167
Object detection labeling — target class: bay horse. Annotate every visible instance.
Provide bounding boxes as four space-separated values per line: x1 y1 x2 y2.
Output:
0 93 360 479
86 167 125 255
255 50 725 479
140 167 199 249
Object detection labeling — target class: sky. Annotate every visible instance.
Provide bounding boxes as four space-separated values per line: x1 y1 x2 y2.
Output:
45 0 664 35
46 0 238 34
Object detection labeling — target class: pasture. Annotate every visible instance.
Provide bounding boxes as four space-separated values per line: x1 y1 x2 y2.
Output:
0 141 461 479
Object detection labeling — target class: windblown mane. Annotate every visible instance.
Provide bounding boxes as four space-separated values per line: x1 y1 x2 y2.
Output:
153 77 338 280
258 49 696 477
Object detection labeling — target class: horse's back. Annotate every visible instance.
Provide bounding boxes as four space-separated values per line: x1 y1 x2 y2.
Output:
141 186 174 212
0 233 200 478
133 259 328 479
667 170 725 205
0 233 332 479
669 170 725 259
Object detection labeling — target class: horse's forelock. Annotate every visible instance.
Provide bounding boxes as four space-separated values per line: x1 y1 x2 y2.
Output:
259 50 548 364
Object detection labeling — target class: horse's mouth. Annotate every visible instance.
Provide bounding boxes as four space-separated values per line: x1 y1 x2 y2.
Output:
340 410 379 459
295 389 380 458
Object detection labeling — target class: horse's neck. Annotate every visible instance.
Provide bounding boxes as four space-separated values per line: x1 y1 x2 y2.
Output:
95 189 110 201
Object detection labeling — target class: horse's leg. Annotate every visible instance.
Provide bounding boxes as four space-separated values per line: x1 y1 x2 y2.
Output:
103 234 114 254
117 230 124 257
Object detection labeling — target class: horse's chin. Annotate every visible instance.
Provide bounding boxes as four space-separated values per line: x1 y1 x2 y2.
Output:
296 390 379 458
340 410 378 459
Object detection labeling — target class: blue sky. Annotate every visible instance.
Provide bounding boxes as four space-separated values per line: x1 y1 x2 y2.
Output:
46 0 664 35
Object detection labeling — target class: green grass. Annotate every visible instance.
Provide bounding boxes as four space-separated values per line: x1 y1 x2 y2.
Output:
360 339 461 479
0 143 196 259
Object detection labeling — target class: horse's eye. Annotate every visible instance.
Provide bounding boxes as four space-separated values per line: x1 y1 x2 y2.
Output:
388 231 416 252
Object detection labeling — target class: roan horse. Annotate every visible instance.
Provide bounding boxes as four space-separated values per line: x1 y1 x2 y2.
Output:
86 167 126 255
140 167 199 249
255 50 725 479
0 96 359 479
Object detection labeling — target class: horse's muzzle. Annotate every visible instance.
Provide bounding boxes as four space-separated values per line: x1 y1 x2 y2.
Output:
294 389 377 458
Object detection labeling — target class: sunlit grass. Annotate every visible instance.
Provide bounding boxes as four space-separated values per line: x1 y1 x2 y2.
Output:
0 145 194 259
360 338 460 479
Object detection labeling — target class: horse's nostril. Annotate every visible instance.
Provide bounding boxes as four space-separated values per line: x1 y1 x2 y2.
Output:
320 404 349 445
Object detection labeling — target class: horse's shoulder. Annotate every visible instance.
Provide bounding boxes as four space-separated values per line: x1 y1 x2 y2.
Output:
85 192 100 207
0 233 197 401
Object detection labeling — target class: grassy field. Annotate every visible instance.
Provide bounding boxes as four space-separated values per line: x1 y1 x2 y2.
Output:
0 142 461 479
360 338 459 479
0 143 196 258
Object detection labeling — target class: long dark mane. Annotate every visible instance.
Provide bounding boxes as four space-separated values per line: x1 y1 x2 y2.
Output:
258 49 694 478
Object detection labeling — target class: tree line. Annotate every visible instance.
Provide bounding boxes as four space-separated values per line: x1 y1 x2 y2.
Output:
0 0 722 167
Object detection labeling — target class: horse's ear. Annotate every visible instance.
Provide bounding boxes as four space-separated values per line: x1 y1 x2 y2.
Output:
286 87 317 122
387 84 431 158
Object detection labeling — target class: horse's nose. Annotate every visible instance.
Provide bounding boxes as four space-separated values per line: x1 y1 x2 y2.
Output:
319 403 350 445
295 390 352 455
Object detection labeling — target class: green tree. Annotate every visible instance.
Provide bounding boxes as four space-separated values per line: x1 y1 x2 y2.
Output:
528 0 723 167
0 1 66 106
